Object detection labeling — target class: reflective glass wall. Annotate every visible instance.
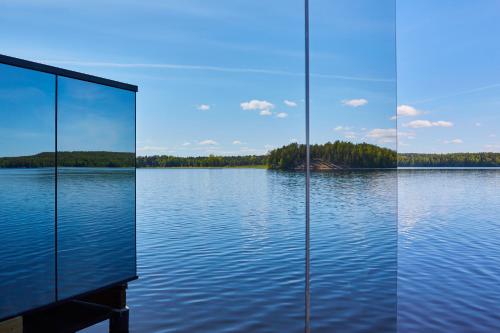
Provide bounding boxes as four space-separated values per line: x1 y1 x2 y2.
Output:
0 58 136 321
397 1 500 332
57 78 136 299
309 1 397 332
0 64 56 319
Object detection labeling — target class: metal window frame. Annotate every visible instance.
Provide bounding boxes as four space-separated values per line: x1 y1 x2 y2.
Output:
0 54 138 92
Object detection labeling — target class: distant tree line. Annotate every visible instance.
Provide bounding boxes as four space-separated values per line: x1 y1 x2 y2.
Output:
1 148 499 169
136 154 266 168
267 141 397 170
0 151 134 168
398 153 500 167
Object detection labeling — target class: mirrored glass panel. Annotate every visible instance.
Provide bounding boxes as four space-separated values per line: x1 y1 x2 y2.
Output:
57 77 135 299
397 1 500 332
0 64 56 318
309 1 397 331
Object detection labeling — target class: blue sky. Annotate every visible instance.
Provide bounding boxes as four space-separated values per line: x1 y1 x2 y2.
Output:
397 0 500 153
0 0 498 155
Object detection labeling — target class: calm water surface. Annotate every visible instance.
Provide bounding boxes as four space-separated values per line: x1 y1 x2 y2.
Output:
3 168 498 332
123 169 396 333
398 169 500 333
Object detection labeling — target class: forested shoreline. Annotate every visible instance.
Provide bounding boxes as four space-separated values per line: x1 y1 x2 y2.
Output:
398 153 500 167
1 145 499 169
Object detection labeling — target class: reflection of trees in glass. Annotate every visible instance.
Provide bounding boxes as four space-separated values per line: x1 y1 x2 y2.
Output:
0 152 134 168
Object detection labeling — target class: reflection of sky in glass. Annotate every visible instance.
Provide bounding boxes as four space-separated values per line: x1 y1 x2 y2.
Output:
58 77 134 153
0 64 55 157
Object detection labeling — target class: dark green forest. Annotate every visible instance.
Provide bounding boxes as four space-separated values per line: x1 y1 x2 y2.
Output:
267 142 397 170
0 151 134 168
1 145 499 169
398 153 500 167
136 154 266 168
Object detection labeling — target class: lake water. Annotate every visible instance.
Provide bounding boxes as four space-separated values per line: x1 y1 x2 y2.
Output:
398 169 500 333
1 168 499 332
125 169 397 333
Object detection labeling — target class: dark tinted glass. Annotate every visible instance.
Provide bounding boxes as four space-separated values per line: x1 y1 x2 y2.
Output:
57 77 135 299
309 1 397 331
0 64 56 319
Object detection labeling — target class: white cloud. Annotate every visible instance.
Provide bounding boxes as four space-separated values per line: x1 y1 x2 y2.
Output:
232 140 243 145
390 115 397 120
197 104 210 111
342 98 368 107
397 105 421 117
198 139 218 145
484 144 500 151
398 131 416 139
403 120 453 128
334 125 352 131
240 99 275 114
344 131 357 140
489 133 497 138
367 128 397 140
475 122 481 127
182 142 191 146
284 100 298 107
276 112 288 118
444 139 463 144
290 138 298 143
366 128 398 144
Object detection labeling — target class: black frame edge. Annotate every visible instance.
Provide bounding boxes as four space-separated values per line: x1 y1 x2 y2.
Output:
0 54 138 92
0 276 138 323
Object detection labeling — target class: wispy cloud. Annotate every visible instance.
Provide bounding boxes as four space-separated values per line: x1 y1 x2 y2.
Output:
276 112 288 118
197 104 210 111
232 140 243 145
198 139 218 145
444 139 463 144
484 144 500 151
41 60 394 82
284 100 297 107
408 83 500 105
342 98 368 107
367 128 397 142
344 131 357 140
403 120 453 128
334 126 352 131
182 142 191 146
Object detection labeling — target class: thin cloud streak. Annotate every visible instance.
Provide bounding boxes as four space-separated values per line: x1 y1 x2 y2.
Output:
409 83 500 105
40 60 395 83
